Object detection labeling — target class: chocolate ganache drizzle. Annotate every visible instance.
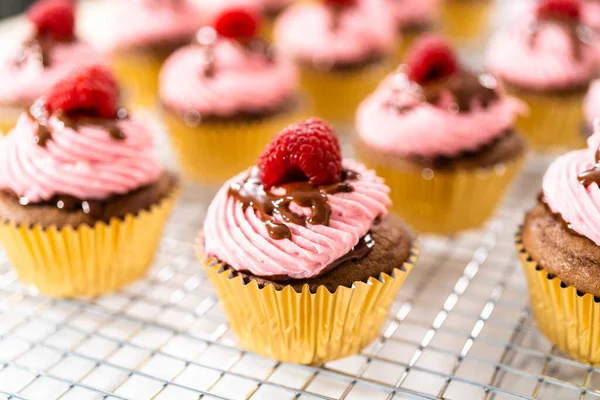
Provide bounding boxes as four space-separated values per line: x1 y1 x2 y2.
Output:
229 167 360 240
386 69 499 114
28 100 128 147
578 144 600 187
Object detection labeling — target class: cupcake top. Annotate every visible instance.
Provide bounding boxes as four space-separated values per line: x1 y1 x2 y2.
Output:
0 65 162 205
92 0 202 52
273 0 395 67
203 118 392 280
0 0 105 107
584 80 600 128
541 127 600 246
198 0 291 19
486 0 598 91
381 0 440 30
160 9 297 118
356 35 525 158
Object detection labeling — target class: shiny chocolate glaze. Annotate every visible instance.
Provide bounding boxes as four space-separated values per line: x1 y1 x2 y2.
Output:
578 146 600 187
228 167 360 240
27 100 128 147
386 70 499 114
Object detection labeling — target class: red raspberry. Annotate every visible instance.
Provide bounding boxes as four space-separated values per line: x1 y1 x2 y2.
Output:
46 65 120 118
536 0 581 21
214 8 259 42
406 34 459 85
28 0 75 40
258 118 343 189
323 0 358 7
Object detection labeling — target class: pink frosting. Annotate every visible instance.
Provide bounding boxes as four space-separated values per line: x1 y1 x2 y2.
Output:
543 131 600 246
584 79 600 127
203 160 391 280
381 0 440 29
274 1 395 65
486 17 599 90
198 0 290 18
0 112 162 202
355 74 526 158
93 0 203 52
0 41 106 107
159 39 297 116
583 1 600 30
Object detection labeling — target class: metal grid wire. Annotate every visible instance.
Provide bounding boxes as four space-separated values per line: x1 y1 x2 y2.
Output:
1 1 598 399
1 154 599 400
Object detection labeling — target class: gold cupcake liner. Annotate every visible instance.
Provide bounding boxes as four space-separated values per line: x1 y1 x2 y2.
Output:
506 86 587 150
200 244 418 365
0 105 24 136
517 231 600 365
0 190 178 298
440 0 491 45
162 105 308 184
110 50 166 110
357 151 525 235
299 59 393 125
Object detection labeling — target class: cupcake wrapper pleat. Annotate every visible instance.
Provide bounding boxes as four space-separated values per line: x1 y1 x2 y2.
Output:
357 151 525 235
440 0 491 44
506 87 586 150
516 231 600 365
0 190 178 297
163 106 308 183
200 243 418 365
300 61 393 125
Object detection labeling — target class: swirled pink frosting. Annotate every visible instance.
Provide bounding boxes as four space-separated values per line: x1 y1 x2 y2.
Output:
273 1 395 65
92 0 202 52
202 160 391 279
584 80 600 128
355 74 526 157
583 1 600 30
0 112 162 202
543 131 600 246
486 17 599 90
0 41 106 107
160 40 297 116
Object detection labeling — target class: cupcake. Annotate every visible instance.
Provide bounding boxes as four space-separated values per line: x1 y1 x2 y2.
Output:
583 0 600 31
355 35 527 235
486 0 598 150
0 0 105 135
0 65 178 297
274 0 396 125
199 118 418 364
518 126 600 365
160 9 304 183
89 0 203 109
440 0 492 45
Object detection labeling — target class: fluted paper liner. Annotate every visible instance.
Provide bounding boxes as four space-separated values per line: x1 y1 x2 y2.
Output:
440 0 491 45
299 60 393 125
517 230 600 365
163 105 307 183
506 86 587 150
0 190 177 298
200 244 418 365
357 149 525 235
110 50 165 110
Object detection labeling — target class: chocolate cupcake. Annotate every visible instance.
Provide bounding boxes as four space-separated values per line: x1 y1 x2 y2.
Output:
518 126 600 365
199 118 418 364
0 65 178 297
355 35 527 234
0 0 106 135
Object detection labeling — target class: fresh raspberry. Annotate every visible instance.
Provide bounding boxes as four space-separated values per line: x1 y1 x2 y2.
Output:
536 0 581 21
258 118 343 189
46 65 120 118
406 34 459 85
214 8 259 42
28 0 75 40
323 0 358 7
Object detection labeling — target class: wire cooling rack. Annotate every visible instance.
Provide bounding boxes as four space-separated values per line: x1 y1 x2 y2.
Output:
3 0 599 399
